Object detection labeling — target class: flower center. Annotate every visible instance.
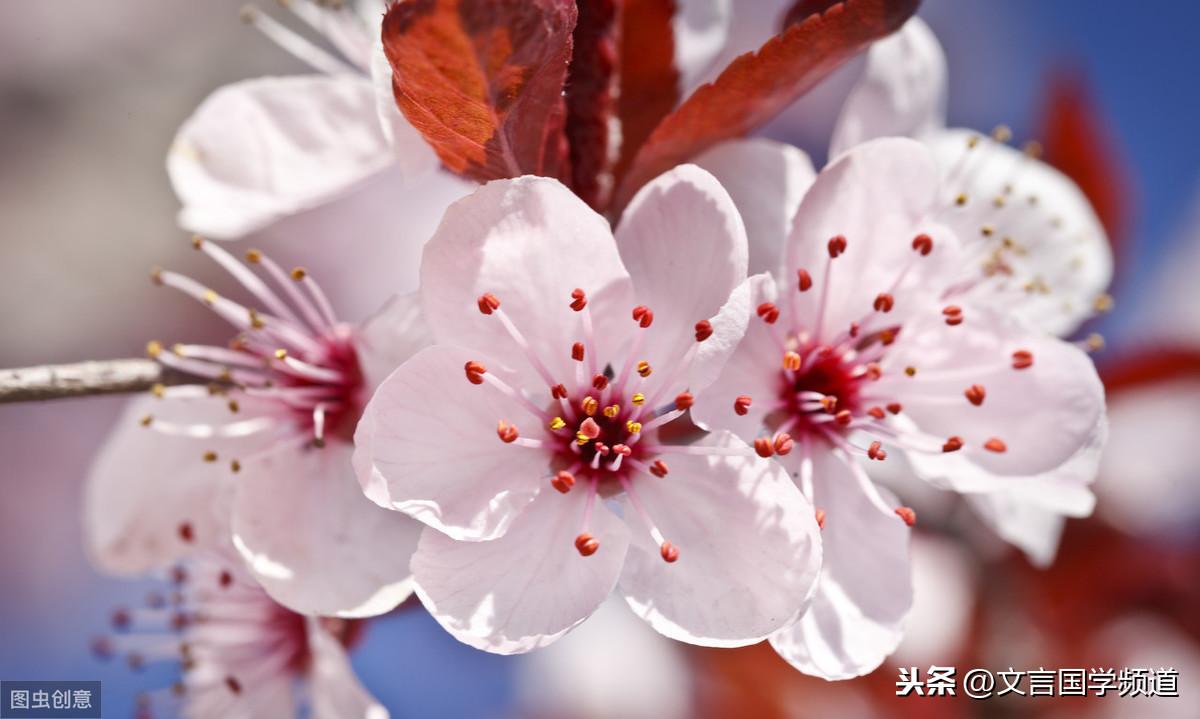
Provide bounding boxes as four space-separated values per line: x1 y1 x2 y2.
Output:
142 237 365 458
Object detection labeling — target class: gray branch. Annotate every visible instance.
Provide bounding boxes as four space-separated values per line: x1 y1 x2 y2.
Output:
0 359 193 404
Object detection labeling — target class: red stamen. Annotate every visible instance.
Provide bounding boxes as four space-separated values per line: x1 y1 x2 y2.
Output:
868 406 886 419
477 293 500 315
575 533 599 556
886 402 903 414
649 459 669 478
867 440 885 460
756 302 780 324
820 395 838 413
632 305 654 328
943 305 963 326
894 506 917 526
754 437 774 458
911 233 933 256
873 293 895 313
849 322 860 338
551 471 575 493
774 433 794 455
612 443 632 457
815 508 826 530
218 570 233 588
694 320 713 342
497 420 519 443
866 363 883 380
225 676 243 695
1012 349 1034 369
827 235 847 258
835 410 852 426
783 351 802 371
797 268 813 292
551 383 568 399
660 541 680 563
734 395 752 416
579 417 601 439
572 342 585 362
592 374 609 391
942 436 964 452
570 288 587 311
984 437 1007 453
880 329 897 345
675 392 694 410
464 361 486 385
178 522 194 543
965 384 986 406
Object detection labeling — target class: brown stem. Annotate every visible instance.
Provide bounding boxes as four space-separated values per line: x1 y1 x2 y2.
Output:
0 359 192 404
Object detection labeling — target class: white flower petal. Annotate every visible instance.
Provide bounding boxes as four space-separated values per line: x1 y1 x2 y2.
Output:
618 431 822 647
770 450 912 680
168 75 394 239
412 488 630 654
830 17 947 157
353 345 549 541
354 291 433 392
307 619 390 719
232 441 420 618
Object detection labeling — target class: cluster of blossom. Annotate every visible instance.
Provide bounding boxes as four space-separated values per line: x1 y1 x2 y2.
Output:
84 1 1111 715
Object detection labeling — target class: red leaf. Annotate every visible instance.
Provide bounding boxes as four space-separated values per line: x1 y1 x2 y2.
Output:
1100 347 1200 394
1038 70 1133 256
782 0 842 29
382 0 577 183
565 0 618 209
612 0 680 191
614 0 919 210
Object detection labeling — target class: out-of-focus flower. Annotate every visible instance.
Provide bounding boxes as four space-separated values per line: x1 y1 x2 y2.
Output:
86 238 426 618
355 170 822 654
94 550 386 719
692 137 1106 678
832 17 1113 337
516 599 694 719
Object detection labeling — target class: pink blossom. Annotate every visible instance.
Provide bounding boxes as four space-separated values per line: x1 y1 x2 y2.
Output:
691 137 1106 678
354 169 822 653
95 551 386 719
86 238 425 618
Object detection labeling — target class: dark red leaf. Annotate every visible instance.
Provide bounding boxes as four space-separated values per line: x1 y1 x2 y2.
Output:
782 0 843 29
614 0 920 210
382 0 577 183
1038 70 1133 257
565 0 618 209
611 0 680 191
1100 347 1200 394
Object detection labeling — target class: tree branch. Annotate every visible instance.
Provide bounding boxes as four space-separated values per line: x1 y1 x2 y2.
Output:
0 359 192 404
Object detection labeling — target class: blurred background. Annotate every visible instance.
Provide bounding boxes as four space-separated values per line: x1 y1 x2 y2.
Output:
0 1 1196 717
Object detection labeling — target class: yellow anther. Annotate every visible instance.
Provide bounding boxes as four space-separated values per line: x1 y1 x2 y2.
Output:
631 393 645 406
576 432 591 445
549 417 566 431
151 383 166 398
228 400 240 414
955 193 968 206
905 366 917 377
150 267 164 285
993 195 1006 208
1086 333 1106 352
217 368 233 382
603 404 621 419
636 361 652 378
980 225 995 237
581 396 598 416
274 349 288 360
991 124 1012 143
1093 293 1114 313
202 451 218 463
967 135 980 149
231 459 242 473
248 308 265 329
245 249 262 263
172 343 186 356
146 340 163 358
1023 140 1043 158
626 420 642 434
140 414 153 427
782 351 802 371
191 235 204 250
203 289 218 306
290 267 307 281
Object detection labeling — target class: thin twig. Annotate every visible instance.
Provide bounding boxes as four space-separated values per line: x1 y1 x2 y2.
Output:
0 359 192 404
